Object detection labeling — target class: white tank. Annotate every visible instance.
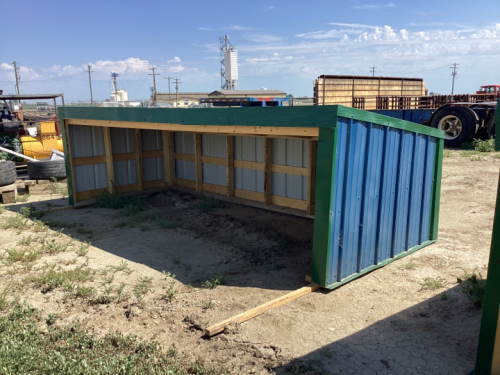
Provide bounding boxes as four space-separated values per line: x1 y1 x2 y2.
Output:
118 89 128 102
110 92 119 101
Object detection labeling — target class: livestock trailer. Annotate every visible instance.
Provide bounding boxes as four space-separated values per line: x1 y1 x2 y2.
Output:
58 105 444 289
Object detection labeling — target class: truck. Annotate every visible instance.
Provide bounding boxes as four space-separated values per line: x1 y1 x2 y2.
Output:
313 75 498 148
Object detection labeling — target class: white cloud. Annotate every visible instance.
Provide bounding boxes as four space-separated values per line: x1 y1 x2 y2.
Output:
169 65 185 73
226 25 253 30
265 6 275 10
328 23 377 29
199 27 213 31
245 34 283 43
0 63 13 71
352 2 396 9
167 56 181 63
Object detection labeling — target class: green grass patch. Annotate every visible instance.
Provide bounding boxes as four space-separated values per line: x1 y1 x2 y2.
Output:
202 300 214 310
457 268 486 307
15 194 30 203
154 217 176 229
93 189 147 211
197 195 218 212
1 215 30 231
19 204 44 220
203 276 226 289
420 276 447 291
443 149 452 158
403 259 417 270
0 304 219 374
29 263 94 294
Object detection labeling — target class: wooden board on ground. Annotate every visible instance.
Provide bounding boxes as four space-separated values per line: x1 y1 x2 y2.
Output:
0 183 17 204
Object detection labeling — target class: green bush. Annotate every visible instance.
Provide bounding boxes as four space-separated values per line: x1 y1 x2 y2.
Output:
457 268 486 307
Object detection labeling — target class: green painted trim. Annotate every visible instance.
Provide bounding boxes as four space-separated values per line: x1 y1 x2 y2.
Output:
324 240 437 290
57 106 339 129
429 138 444 240
311 126 338 287
475 172 500 373
59 118 74 205
337 106 445 139
495 98 500 151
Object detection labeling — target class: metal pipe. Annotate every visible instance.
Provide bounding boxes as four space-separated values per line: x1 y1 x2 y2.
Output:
0 145 38 162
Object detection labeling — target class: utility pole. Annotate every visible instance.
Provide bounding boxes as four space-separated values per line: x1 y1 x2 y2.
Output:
450 63 459 95
164 76 173 103
148 67 160 102
12 61 20 95
173 78 181 107
370 66 377 76
87 64 94 104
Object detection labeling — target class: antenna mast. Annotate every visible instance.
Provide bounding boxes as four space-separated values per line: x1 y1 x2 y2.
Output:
219 35 238 90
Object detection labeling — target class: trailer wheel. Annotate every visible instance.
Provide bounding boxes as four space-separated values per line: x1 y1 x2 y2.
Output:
0 161 17 186
27 159 66 180
430 107 477 148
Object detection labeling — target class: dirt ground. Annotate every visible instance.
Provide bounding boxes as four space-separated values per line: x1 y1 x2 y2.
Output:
0 149 498 374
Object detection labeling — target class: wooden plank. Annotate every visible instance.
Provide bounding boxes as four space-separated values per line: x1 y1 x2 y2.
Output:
66 119 319 138
264 138 272 204
271 195 308 211
174 153 195 162
115 183 138 193
162 131 175 186
112 152 135 162
234 189 265 202
176 178 196 189
134 129 143 191
226 136 234 198
142 149 164 159
195 133 202 191
75 188 107 202
204 283 321 336
1 189 17 204
72 155 107 166
202 183 227 195
271 164 308 177
103 127 114 193
143 179 165 190
234 160 264 171
307 140 317 215
65 122 77 204
0 182 16 193
201 156 226 166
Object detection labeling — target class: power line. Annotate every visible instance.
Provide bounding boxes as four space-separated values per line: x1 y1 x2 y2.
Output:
450 63 459 95
148 67 160 102
370 66 377 76
87 65 94 104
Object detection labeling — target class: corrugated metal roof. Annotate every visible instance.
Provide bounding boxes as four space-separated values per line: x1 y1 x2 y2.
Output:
318 75 423 82
208 90 286 97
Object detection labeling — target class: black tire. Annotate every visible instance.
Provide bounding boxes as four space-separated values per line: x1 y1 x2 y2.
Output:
27 159 66 180
0 161 17 186
430 106 477 148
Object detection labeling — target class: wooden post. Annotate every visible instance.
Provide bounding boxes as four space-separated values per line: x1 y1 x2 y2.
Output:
103 127 114 193
226 135 234 197
64 121 77 204
264 138 272 204
162 130 175 186
195 133 202 191
307 140 317 215
134 129 143 191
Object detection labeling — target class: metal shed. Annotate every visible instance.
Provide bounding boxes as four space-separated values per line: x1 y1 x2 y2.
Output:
57 105 444 289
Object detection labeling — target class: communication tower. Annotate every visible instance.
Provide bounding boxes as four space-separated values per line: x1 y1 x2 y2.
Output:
219 35 238 90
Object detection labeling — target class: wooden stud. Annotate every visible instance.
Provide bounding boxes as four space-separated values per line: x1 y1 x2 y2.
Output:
72 155 107 166
134 129 143 191
103 127 114 193
271 164 308 177
226 136 234 198
162 131 175 186
234 160 264 171
176 178 196 189
195 133 202 191
201 156 226 166
271 195 308 211
75 188 108 202
307 140 318 215
64 121 77 204
112 153 135 162
66 119 320 138
234 189 264 202
143 179 165 190
141 150 163 159
264 138 272 204
202 183 227 195
204 283 321 336
174 153 195 162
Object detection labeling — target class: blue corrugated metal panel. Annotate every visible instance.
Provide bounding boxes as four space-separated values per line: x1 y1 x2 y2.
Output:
328 117 437 284
175 160 195 180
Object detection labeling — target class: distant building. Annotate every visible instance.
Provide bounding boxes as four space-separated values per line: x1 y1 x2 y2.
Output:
153 92 210 107
202 89 290 107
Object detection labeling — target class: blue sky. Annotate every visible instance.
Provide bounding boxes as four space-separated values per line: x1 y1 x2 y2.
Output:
2 0 500 101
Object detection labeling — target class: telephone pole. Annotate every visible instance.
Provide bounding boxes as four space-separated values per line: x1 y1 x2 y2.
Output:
148 67 160 102
12 61 20 95
450 63 459 95
164 76 173 102
87 64 94 104
370 66 377 76
173 78 181 107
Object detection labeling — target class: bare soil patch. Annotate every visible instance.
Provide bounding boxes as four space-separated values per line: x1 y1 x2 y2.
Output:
0 149 498 374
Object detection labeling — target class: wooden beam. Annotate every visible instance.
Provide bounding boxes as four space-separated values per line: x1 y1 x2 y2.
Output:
203 183 227 195
143 179 165 190
234 189 264 202
271 164 308 177
174 153 195 162
142 149 164 159
234 160 264 171
112 152 135 162
226 136 234 198
66 119 319 138
75 188 108 202
195 133 202 191
134 129 143 191
162 131 175 186
307 140 317 215
204 283 321 336
271 195 308 211
176 178 196 189
103 127 114 193
72 155 107 166
201 156 226 166
264 138 272 204
64 121 77 203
